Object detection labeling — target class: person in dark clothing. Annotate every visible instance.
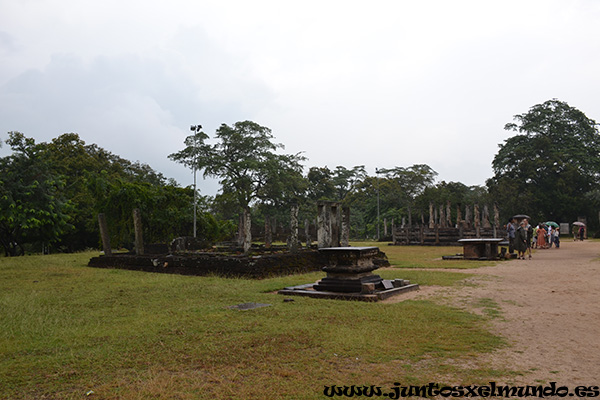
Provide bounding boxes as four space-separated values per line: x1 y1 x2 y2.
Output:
524 219 533 259
515 220 528 260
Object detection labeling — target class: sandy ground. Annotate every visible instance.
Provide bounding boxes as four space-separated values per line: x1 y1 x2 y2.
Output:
385 240 600 387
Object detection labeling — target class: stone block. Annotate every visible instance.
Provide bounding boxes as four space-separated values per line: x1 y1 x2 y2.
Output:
361 283 375 294
381 280 394 290
392 279 405 288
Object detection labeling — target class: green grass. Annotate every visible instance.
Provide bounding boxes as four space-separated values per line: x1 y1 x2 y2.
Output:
357 241 501 269
0 250 511 399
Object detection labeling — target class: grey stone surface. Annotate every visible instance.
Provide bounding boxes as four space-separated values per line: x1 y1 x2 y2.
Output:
227 302 272 311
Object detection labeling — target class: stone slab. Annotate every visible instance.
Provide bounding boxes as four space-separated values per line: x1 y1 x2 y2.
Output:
278 281 420 302
227 302 272 311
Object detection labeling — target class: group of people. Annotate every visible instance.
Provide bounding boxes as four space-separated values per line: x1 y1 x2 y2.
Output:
573 225 586 241
506 218 560 260
532 223 560 249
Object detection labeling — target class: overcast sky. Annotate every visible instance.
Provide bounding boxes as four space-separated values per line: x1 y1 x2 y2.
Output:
1 0 599 195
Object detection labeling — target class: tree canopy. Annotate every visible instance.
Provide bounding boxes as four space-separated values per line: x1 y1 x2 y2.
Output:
169 121 306 212
0 132 72 255
487 99 600 223
5 103 600 255
0 132 232 256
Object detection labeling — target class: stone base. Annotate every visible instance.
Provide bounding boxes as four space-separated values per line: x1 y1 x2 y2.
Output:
278 280 419 302
313 274 383 293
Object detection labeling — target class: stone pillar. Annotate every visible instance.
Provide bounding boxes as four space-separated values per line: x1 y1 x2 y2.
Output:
98 213 112 256
330 203 340 247
494 203 500 228
383 218 388 237
305 219 312 248
429 202 434 229
242 208 252 253
465 205 472 229
391 218 396 244
446 201 452 228
439 205 446 228
456 205 462 227
133 208 144 256
408 205 412 227
289 205 299 252
318 201 341 248
341 206 350 246
482 204 492 229
317 202 331 248
264 215 272 248
474 203 481 238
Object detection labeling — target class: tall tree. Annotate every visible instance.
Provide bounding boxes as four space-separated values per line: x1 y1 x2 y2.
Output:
306 166 336 201
169 121 306 248
487 99 600 225
332 165 367 202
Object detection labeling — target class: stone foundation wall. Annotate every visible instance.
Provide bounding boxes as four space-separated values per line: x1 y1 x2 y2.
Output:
88 248 390 279
88 250 323 279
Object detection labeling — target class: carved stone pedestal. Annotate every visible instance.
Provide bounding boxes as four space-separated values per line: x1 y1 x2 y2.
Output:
313 247 384 293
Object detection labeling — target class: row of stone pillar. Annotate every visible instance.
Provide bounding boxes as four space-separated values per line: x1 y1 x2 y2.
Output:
427 202 500 230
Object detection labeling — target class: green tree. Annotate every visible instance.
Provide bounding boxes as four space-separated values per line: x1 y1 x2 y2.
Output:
332 165 367 202
42 133 175 250
306 166 336 201
343 164 437 238
487 99 600 225
306 165 366 203
169 121 306 247
0 132 72 256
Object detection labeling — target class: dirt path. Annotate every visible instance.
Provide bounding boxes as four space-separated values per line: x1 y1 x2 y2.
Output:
387 240 600 386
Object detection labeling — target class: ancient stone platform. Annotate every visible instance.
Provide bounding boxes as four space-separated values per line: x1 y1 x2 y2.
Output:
278 246 418 302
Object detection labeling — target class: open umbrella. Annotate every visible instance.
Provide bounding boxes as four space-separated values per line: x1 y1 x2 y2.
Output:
573 221 586 227
545 221 559 228
513 214 531 220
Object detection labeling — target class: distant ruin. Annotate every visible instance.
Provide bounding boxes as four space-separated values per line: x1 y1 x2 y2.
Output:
392 202 501 246
88 203 381 279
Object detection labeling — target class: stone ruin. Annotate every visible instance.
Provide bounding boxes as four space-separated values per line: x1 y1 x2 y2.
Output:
278 246 418 302
278 201 419 302
89 203 418 301
392 202 502 246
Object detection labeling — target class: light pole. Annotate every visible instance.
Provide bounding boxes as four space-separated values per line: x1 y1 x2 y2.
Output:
376 167 380 240
190 124 202 238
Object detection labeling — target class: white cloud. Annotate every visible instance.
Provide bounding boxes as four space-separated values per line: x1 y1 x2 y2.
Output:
1 0 600 193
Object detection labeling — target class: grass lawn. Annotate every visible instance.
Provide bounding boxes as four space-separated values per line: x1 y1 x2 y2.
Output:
357 241 501 270
0 245 510 399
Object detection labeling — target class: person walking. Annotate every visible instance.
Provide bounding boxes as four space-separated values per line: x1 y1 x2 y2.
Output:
537 224 547 249
525 219 533 259
553 227 560 248
515 220 528 260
